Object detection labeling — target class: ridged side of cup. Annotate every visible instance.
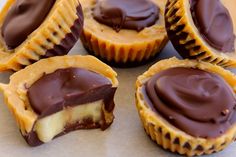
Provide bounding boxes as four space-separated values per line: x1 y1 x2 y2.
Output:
135 57 236 156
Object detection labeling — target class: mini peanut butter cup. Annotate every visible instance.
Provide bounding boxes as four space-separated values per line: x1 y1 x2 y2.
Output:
80 0 168 67
0 0 83 71
136 57 236 156
0 55 118 146
165 0 236 67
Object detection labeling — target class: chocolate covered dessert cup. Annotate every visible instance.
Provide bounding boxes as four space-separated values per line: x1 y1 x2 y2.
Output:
0 0 83 71
80 0 168 67
136 57 236 156
0 55 118 146
165 0 236 67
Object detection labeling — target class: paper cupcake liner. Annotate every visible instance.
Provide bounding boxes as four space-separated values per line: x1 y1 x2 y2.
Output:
81 30 168 67
0 55 118 136
165 0 236 68
0 0 83 71
135 57 236 156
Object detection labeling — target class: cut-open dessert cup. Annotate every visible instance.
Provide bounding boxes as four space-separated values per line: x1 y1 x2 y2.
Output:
0 55 118 146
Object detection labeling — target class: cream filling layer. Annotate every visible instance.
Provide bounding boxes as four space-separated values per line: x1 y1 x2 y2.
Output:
34 100 103 143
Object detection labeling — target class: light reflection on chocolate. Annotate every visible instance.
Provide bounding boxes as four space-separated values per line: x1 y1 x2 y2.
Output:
93 0 159 32
2 0 56 49
190 0 235 52
143 67 236 138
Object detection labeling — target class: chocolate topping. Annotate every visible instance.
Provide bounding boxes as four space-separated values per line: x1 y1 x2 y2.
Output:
143 67 236 138
28 68 116 118
2 0 56 49
190 0 235 52
93 0 159 32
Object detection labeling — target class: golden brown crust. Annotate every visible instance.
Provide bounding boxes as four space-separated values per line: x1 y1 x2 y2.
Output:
0 0 82 71
80 0 168 65
165 0 236 67
136 57 236 156
0 55 118 135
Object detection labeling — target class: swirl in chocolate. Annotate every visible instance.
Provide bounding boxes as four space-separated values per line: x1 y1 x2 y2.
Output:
28 68 116 118
143 67 236 138
190 0 235 52
2 0 56 49
93 0 159 32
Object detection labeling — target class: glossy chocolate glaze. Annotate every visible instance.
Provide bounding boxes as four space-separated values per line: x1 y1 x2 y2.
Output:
190 0 235 52
28 68 116 118
2 0 56 49
143 67 236 138
93 0 159 32
25 68 116 146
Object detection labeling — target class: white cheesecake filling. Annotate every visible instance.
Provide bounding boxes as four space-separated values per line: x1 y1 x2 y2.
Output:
34 100 103 143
